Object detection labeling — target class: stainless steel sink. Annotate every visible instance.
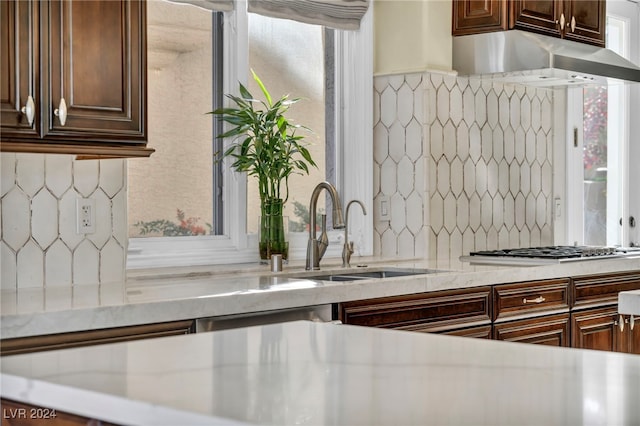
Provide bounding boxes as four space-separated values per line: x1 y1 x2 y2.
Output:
289 268 442 282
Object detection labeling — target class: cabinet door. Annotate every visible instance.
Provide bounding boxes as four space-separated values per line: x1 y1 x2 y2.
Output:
452 0 508 35
571 306 627 353
625 315 640 355
494 313 570 347
45 0 145 143
0 0 39 138
562 0 605 47
510 0 562 37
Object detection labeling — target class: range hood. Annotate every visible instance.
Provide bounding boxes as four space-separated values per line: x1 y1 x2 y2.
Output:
453 30 640 87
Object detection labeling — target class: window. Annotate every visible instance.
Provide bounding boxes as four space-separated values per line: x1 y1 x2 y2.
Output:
564 4 639 247
127 1 373 269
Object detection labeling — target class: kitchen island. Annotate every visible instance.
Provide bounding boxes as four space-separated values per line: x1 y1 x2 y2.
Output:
2 320 639 425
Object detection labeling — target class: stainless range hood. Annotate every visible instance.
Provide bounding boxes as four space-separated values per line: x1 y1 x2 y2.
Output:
453 30 640 87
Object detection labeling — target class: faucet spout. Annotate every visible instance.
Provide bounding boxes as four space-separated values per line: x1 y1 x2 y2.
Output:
306 182 345 270
342 200 367 268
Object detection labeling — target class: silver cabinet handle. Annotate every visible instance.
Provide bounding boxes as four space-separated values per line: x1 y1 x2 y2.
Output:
570 16 576 32
21 95 35 126
619 314 625 332
630 315 635 331
523 296 546 304
54 97 67 126
560 13 566 30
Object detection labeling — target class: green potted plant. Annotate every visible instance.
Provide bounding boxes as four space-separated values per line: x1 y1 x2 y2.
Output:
210 71 316 262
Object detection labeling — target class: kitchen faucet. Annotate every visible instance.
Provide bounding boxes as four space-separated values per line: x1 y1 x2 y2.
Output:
306 182 345 270
342 200 367 268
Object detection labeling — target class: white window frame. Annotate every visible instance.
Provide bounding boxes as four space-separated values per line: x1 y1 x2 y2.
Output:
127 1 373 269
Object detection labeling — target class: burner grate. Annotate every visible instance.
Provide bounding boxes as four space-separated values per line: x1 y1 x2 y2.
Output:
469 246 617 259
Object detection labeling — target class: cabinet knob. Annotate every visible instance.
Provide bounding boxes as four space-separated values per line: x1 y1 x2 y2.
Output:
619 314 625 332
560 13 566 31
570 16 576 33
20 95 35 126
54 98 68 126
630 315 635 331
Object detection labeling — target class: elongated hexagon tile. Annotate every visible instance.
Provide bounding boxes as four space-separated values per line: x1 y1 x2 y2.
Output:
463 87 475 125
430 192 444 232
509 226 520 248
530 161 542 195
536 130 547 163
487 159 499 197
405 119 422 162
45 240 72 287
541 161 552 193
390 193 406 234
475 161 488 195
493 196 504 229
45 155 73 198
487 226 499 250
468 193 481 231
73 159 100 197
380 87 397 127
444 192 457 233
397 157 414 198
474 88 487 126
463 160 476 196
380 158 397 197
492 127 504 161
397 83 414 127
398 229 415 258
32 189 58 250
87 189 112 249
503 126 515 163
498 227 510 249
430 121 444 160
480 193 493 231
525 129 537 163
509 93 521 129
530 225 541 247
59 190 84 250
474 230 487 251
531 96 541 130
436 85 450 125
456 196 470 233
450 158 463 197
73 239 99 285
373 123 389 165
414 86 424 124
1 153 16 197
99 160 125 198
541 97 552 132
436 231 451 263
1 242 16 290
525 193 537 229
515 193 526 229
406 191 423 234
443 121 457 162
389 74 405 90
16 154 45 196
498 159 510 197
389 121 405 163
462 227 475 255
541 224 552 245
415 157 426 195
381 228 397 257
100 238 125 283
428 157 437 195
521 95 532 129
17 240 44 288
456 123 469 161
405 73 423 90
520 166 531 195
481 125 493 161
436 158 450 197
504 194 515 229
425 86 437 125
509 163 520 195
514 128 526 164
449 85 463 126
486 90 498 128
537 194 549 227
374 75 389 94
2 188 30 251
468 124 481 163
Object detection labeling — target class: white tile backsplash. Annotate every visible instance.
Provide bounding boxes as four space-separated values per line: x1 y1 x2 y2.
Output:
0 154 127 289
373 71 554 266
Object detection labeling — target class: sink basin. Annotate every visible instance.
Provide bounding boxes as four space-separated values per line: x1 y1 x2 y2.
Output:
290 268 442 282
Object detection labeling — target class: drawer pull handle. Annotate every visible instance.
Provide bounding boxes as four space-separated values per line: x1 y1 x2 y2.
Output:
631 315 635 331
21 95 35 126
523 296 546 304
54 98 67 126
616 314 624 332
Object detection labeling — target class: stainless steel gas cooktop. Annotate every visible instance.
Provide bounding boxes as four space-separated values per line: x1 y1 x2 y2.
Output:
460 245 640 266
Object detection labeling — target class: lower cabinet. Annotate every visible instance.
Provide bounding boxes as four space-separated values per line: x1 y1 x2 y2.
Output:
494 313 571 347
571 306 639 354
0 320 195 356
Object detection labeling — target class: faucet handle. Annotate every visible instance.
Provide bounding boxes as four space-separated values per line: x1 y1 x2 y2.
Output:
342 241 354 268
318 214 329 260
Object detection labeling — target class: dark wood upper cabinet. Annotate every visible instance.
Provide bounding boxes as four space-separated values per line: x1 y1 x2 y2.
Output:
453 0 606 47
0 0 153 158
452 0 509 35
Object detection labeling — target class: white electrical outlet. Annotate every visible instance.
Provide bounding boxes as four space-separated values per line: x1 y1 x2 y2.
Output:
76 198 96 234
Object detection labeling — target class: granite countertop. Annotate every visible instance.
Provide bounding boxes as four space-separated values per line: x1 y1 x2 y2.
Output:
2 320 640 425
2 256 640 339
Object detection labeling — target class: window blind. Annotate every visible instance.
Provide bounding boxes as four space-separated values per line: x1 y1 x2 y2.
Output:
165 0 234 12
248 0 370 30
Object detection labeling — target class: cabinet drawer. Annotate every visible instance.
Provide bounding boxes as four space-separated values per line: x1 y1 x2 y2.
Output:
493 278 570 321
573 271 640 309
339 286 492 330
494 313 570 347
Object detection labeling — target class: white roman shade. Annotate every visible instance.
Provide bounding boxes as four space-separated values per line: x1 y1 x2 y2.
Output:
248 0 370 30
166 0 234 12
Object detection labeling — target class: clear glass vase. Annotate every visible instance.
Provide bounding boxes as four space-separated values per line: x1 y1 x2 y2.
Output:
259 198 289 263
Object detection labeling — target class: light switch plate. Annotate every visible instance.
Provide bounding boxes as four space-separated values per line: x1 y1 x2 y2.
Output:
377 196 391 221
